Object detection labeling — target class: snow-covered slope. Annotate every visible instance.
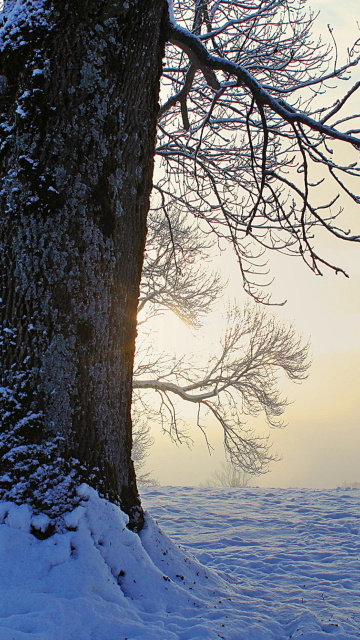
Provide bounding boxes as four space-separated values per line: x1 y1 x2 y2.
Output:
0 485 359 639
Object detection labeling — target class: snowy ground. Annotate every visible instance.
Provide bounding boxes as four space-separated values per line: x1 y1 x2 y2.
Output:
0 485 359 639
143 486 360 639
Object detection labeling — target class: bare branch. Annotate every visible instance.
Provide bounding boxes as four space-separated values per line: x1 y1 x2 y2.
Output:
168 22 360 147
134 304 310 473
156 1 360 300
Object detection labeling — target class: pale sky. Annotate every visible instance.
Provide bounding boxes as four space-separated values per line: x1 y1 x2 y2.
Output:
142 0 360 490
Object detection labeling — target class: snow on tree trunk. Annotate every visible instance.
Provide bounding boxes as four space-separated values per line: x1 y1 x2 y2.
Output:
0 0 166 531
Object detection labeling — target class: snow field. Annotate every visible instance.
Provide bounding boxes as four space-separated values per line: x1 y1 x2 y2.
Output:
142 486 360 639
0 485 359 639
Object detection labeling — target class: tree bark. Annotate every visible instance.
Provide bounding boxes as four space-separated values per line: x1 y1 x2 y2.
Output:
0 0 167 531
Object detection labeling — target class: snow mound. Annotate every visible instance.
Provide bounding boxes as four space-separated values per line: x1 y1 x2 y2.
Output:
0 485 243 640
1 485 359 639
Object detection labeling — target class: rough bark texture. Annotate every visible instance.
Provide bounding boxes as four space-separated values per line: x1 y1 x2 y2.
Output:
0 0 167 531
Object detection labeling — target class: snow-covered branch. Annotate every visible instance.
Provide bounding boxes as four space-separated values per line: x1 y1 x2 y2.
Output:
167 22 360 148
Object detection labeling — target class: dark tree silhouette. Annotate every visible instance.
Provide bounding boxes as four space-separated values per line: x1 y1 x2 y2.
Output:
0 0 166 531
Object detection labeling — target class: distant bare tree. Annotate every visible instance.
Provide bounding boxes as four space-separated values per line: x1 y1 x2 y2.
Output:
338 481 360 490
203 461 253 487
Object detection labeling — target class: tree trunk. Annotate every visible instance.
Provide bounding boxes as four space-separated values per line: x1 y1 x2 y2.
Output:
0 0 166 531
